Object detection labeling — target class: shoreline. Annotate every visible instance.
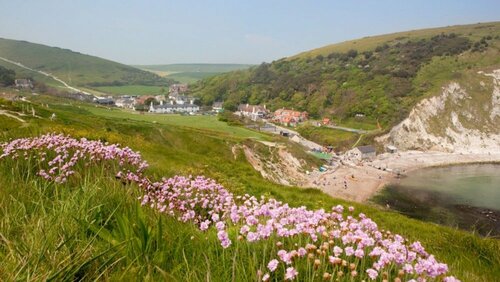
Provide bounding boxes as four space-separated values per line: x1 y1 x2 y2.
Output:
305 151 500 203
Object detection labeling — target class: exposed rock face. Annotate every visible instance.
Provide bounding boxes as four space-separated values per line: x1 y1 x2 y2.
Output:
377 69 500 153
237 143 310 186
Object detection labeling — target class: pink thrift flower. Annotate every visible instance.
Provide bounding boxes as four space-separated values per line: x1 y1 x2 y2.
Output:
345 246 354 256
267 259 279 272
366 268 378 280
284 267 298 280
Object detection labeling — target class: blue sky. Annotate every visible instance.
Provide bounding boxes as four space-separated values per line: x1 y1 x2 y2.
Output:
0 0 499 65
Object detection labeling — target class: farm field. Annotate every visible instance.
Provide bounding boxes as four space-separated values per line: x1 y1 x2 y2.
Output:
136 63 253 83
92 85 166 96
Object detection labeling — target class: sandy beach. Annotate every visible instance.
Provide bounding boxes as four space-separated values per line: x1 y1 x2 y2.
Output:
305 151 500 203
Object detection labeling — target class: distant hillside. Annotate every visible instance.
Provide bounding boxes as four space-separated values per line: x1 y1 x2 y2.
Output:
136 63 253 83
192 22 500 130
0 38 173 89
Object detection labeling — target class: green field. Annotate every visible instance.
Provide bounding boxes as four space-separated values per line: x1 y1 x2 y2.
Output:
165 71 222 83
0 93 499 281
296 125 359 150
92 85 166 96
136 63 253 83
76 104 267 140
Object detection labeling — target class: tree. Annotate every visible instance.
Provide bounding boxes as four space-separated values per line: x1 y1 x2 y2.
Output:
0 66 15 86
144 97 159 106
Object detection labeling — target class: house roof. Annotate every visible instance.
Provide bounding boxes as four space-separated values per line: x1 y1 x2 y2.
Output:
153 104 199 109
356 145 376 154
274 109 307 117
238 104 267 113
136 95 155 104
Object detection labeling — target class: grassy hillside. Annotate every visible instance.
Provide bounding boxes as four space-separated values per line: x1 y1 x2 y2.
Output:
91 85 166 96
0 38 174 88
137 63 253 83
191 22 500 130
0 90 499 281
293 22 500 59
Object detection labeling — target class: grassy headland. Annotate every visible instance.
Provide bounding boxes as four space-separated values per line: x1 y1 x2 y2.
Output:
0 92 499 281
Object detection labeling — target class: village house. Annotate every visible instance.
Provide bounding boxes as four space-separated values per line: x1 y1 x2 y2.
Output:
273 108 308 127
149 100 199 114
14 79 33 89
94 97 114 105
169 95 195 105
212 101 224 113
169 84 188 96
346 145 377 161
322 118 331 125
155 95 168 103
236 104 269 121
115 97 135 109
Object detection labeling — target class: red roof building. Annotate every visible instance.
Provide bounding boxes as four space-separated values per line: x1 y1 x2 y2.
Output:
273 108 308 126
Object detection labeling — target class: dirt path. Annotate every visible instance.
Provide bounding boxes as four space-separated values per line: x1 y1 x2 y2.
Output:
0 56 91 95
0 110 26 123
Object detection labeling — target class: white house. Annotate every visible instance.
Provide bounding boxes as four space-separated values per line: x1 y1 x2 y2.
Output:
236 104 269 121
115 97 135 109
212 101 224 113
149 100 199 114
15 79 33 89
346 145 376 161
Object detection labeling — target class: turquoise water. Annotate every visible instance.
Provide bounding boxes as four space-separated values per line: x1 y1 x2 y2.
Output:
373 163 500 236
396 164 500 210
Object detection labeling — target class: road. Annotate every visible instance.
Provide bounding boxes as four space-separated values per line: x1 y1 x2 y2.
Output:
324 124 369 134
0 56 91 95
261 122 324 151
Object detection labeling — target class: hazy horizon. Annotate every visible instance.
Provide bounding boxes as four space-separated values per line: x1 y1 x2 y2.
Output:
1 0 499 65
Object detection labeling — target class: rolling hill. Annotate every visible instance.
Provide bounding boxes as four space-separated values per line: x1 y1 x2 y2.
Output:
136 63 253 83
191 22 500 132
0 38 174 91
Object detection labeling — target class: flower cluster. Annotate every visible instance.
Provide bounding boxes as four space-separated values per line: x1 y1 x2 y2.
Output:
0 133 148 183
141 177 458 281
1 134 460 281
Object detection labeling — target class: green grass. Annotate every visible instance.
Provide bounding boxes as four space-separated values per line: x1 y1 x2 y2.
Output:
333 119 379 131
165 72 222 84
79 105 267 140
0 95 499 281
296 125 359 150
135 64 253 73
136 64 253 83
92 85 166 96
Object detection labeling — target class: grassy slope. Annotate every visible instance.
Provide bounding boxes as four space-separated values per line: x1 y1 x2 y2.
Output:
136 64 253 83
296 125 359 150
0 38 170 87
0 94 499 281
80 105 268 140
136 64 254 73
92 85 166 96
293 22 500 59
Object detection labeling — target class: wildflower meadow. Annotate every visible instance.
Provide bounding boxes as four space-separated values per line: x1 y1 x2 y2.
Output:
0 133 460 281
